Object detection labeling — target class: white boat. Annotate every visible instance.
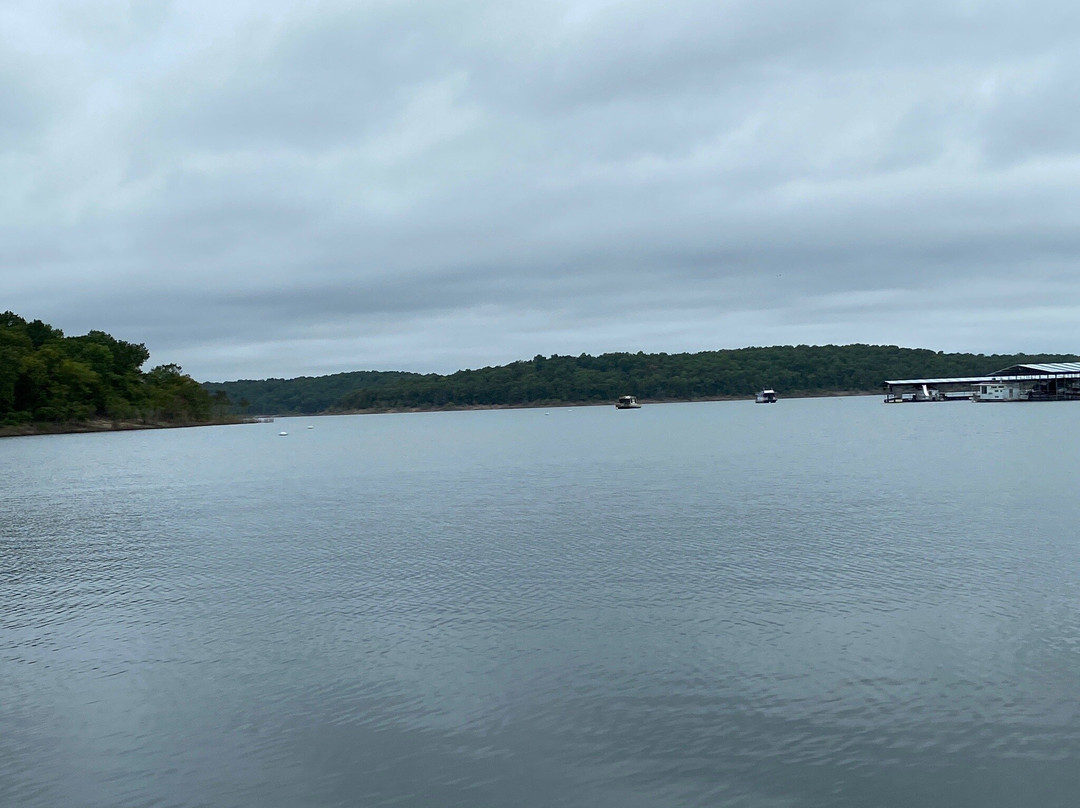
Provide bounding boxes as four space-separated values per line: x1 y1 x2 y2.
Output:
615 395 641 409
755 389 777 404
972 382 1022 402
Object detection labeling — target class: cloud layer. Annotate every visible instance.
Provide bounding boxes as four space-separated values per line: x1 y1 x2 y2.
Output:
4 1 1080 379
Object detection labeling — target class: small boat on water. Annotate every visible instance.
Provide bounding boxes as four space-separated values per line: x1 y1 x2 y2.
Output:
615 395 642 409
755 389 777 404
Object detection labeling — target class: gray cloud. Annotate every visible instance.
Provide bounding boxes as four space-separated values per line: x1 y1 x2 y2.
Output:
3 0 1080 380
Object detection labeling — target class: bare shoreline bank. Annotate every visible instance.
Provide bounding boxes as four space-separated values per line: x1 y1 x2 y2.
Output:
0 417 244 439
2 392 882 437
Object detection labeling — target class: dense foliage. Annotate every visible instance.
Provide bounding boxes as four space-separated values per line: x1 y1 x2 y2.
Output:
1 311 213 426
202 371 422 415
329 345 1080 411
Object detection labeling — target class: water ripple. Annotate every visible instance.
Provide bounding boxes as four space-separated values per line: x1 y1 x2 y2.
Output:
4 402 1080 807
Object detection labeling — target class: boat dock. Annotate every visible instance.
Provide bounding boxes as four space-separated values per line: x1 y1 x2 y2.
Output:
884 362 1080 403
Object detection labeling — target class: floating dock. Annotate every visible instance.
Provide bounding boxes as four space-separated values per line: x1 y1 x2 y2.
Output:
884 362 1080 403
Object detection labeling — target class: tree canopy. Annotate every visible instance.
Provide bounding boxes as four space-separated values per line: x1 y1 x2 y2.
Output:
326 345 1080 412
201 370 422 415
1 311 212 427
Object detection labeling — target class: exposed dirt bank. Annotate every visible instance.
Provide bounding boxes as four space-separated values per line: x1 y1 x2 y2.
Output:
0 418 243 439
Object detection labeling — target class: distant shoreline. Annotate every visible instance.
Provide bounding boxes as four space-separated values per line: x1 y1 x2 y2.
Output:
1 392 882 437
331 390 879 416
206 347 1080 417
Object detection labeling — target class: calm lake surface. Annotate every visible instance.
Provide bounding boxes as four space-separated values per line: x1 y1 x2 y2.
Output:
3 396 1080 807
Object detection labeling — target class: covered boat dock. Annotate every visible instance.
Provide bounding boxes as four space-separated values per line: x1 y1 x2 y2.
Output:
884 362 1080 403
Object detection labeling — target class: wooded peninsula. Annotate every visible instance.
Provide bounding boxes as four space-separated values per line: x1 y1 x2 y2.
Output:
1 311 220 436
205 345 1080 416
7 310 1078 431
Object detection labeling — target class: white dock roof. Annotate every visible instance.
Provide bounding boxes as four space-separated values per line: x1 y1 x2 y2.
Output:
883 376 993 386
991 362 1080 375
885 367 1080 386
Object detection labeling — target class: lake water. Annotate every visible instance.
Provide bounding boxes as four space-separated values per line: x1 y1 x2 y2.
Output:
3 396 1080 807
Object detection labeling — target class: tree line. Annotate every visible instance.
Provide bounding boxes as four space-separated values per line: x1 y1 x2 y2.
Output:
324 345 1080 412
201 370 422 416
1 311 215 427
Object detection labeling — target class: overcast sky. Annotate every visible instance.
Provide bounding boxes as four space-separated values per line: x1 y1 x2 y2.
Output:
4 1 1080 380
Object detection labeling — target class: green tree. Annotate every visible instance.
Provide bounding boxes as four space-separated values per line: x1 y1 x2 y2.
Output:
0 312 214 428
144 364 212 422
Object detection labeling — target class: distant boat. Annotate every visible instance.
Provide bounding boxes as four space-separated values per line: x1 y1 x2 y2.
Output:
616 395 642 409
755 389 777 404
279 431 288 436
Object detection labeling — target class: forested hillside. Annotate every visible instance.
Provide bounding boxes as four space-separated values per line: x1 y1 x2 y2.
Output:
1 311 214 428
328 345 1080 411
202 370 422 415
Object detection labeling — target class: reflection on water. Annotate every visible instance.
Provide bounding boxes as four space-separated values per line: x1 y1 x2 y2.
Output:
3 398 1080 807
